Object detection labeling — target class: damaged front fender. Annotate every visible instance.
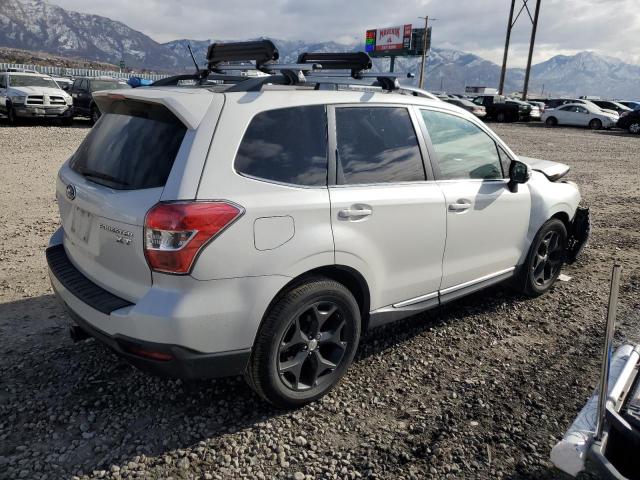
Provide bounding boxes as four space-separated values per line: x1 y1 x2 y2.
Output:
566 206 590 264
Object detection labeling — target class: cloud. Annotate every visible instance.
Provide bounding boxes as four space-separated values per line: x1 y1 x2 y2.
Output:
49 0 640 66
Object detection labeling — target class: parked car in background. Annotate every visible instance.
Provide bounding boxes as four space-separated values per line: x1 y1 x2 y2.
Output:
69 76 130 123
473 95 524 122
527 100 546 114
542 103 618 129
591 100 631 115
617 109 640 133
619 101 640 110
0 71 73 125
445 97 486 117
52 76 73 91
544 98 618 116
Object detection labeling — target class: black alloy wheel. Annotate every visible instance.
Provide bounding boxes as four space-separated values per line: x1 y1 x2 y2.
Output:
514 218 567 297
531 230 564 289
277 301 349 391
628 122 640 134
246 277 360 408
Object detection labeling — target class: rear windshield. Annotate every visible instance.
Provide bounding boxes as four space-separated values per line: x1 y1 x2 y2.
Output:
70 101 186 190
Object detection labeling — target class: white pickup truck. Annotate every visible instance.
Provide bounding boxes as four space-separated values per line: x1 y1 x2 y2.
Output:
0 71 73 125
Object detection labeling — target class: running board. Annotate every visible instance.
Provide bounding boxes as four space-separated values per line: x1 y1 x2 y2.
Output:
368 267 515 329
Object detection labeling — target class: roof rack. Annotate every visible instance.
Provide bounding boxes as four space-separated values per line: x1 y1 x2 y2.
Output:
207 40 279 71
297 52 372 78
152 39 412 93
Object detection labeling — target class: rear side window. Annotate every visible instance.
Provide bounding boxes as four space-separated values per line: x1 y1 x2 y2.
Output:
235 106 327 186
335 107 425 185
70 101 187 190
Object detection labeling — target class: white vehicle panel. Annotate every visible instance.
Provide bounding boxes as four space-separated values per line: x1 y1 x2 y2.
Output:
330 183 446 310
437 179 531 289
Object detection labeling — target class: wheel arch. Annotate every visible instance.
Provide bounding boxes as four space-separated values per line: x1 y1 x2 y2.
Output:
550 211 570 231
254 265 372 344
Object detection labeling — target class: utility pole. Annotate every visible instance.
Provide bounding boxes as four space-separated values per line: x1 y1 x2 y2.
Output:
498 0 542 99
418 15 429 89
498 0 516 95
522 0 542 100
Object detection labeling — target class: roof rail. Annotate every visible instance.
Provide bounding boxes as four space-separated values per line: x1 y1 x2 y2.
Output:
297 52 372 78
207 40 279 72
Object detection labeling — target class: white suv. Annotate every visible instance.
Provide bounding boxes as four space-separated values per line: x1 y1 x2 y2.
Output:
47 43 589 407
0 71 73 124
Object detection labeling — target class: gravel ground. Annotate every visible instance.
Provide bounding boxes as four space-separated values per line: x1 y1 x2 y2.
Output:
0 119 638 480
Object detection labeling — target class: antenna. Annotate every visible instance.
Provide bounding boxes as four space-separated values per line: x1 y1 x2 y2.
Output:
187 43 200 74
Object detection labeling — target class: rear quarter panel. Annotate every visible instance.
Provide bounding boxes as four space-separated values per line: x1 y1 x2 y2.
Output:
191 93 334 281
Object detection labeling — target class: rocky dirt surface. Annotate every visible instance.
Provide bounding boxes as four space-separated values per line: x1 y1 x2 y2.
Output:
0 119 638 480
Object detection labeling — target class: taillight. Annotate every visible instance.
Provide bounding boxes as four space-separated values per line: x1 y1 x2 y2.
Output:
144 201 243 274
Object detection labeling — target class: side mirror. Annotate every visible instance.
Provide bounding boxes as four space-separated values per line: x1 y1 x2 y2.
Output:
508 160 531 192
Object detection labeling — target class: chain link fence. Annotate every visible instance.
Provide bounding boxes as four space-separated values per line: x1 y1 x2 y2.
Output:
0 62 169 81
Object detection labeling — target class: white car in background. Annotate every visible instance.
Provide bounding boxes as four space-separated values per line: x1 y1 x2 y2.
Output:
542 103 618 129
0 71 73 124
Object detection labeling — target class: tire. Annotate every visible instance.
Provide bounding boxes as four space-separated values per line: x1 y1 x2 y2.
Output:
90 106 101 125
628 122 640 134
545 116 558 126
6 103 17 126
589 118 602 130
496 112 506 122
246 276 361 408
514 219 567 297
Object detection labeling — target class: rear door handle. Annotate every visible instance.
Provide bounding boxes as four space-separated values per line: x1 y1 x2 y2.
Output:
338 204 373 220
448 201 472 212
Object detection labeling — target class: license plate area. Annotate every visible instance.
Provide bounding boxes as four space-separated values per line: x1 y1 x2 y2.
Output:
69 206 93 244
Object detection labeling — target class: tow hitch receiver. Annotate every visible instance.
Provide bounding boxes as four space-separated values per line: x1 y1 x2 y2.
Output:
551 265 640 479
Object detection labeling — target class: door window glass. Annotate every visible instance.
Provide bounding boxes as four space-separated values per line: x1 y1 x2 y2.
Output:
335 107 425 184
421 109 503 180
235 105 327 186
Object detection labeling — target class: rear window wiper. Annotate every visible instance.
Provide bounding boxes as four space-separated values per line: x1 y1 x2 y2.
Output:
76 168 130 187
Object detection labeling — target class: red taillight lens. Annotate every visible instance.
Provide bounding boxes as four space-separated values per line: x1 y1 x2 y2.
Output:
144 201 242 274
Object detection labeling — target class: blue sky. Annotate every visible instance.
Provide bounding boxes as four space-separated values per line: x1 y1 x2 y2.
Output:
51 0 640 67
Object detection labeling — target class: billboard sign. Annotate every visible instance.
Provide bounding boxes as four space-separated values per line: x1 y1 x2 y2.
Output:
366 24 412 55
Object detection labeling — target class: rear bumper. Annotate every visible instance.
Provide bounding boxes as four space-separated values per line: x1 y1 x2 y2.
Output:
46 229 289 378
64 304 251 379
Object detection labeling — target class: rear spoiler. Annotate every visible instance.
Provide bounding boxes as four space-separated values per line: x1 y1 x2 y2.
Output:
92 89 215 129
519 156 570 182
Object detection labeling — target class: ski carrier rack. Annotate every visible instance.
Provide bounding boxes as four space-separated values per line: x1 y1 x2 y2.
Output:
152 39 409 92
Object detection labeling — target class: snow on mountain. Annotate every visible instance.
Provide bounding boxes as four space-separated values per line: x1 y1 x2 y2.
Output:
0 0 187 70
1 0 639 98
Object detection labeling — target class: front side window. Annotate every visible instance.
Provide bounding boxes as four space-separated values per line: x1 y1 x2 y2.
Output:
421 109 503 180
235 105 327 186
559 105 574 112
335 106 424 185
0 75 6 88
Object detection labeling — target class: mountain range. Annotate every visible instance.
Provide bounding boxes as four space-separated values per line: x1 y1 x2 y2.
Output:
1 0 639 98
